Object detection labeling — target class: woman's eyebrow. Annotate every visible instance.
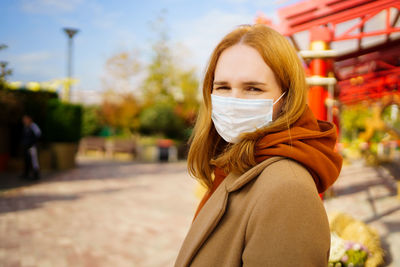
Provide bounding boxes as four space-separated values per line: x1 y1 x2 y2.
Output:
213 81 266 86
213 81 229 85
242 81 266 86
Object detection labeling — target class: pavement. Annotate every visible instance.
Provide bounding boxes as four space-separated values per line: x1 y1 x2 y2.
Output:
0 156 399 267
324 160 400 267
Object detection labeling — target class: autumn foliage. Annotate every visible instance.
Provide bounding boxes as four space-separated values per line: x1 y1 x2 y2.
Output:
96 24 200 140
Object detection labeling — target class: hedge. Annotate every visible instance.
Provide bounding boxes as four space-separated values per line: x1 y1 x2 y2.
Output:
45 99 82 143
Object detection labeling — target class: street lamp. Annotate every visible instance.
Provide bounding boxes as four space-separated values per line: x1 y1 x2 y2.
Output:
63 27 79 101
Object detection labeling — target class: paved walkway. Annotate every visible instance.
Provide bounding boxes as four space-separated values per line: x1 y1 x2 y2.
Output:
0 158 198 267
0 157 399 266
324 160 400 267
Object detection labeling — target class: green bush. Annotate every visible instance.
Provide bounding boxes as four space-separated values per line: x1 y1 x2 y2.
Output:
340 105 372 143
81 105 102 137
0 87 59 156
139 103 187 140
0 87 58 126
45 99 82 143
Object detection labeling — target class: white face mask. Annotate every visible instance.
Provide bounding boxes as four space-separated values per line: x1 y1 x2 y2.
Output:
211 92 286 143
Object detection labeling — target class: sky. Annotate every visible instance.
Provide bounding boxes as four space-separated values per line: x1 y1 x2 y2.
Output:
0 0 303 97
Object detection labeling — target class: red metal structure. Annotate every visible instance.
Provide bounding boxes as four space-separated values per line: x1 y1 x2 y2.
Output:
255 0 400 199
262 0 400 119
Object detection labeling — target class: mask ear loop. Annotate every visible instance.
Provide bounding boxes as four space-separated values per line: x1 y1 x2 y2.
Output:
273 91 286 105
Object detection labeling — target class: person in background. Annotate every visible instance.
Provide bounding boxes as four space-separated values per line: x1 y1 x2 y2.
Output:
21 115 41 181
175 24 342 266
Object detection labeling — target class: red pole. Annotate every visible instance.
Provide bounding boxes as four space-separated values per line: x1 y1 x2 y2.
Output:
308 27 333 200
308 27 331 121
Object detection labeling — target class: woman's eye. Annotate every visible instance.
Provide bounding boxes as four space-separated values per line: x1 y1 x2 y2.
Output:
215 86 230 90
247 87 262 92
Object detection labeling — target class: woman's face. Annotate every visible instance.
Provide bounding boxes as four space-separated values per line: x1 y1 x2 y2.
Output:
212 44 284 119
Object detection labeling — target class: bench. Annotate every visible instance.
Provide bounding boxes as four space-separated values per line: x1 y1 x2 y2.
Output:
79 137 106 155
105 139 136 158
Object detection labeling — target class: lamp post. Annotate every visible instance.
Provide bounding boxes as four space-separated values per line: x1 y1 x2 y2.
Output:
63 28 79 102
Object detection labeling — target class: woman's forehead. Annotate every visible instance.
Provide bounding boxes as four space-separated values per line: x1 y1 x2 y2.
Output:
214 44 274 84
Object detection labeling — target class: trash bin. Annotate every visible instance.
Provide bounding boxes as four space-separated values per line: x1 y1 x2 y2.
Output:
158 139 173 162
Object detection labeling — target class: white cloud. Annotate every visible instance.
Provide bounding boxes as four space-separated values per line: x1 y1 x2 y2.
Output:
173 9 254 75
20 0 84 14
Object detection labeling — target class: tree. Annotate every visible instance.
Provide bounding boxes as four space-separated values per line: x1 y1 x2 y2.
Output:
341 105 372 142
81 105 102 137
138 12 200 140
99 90 141 135
102 49 141 94
176 69 200 125
100 48 142 135
98 11 200 140
141 23 177 106
0 44 13 87
139 102 186 139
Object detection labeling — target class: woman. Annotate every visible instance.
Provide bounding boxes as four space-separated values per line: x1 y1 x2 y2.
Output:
175 24 342 267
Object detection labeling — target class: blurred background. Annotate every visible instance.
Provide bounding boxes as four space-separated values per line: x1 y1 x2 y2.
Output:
0 0 399 266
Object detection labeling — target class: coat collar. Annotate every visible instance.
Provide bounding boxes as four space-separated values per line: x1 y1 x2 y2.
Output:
175 157 284 267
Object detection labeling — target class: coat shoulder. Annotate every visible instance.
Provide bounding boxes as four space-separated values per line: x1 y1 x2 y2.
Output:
254 158 319 196
242 158 331 266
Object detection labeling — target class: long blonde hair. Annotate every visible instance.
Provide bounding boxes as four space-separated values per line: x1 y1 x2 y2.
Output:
187 24 308 189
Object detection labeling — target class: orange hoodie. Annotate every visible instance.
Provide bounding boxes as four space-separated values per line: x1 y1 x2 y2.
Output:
193 106 342 221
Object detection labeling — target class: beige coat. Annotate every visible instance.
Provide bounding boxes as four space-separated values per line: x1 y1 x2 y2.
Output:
175 157 330 267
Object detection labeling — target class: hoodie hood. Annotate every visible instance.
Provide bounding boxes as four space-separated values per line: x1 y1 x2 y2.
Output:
255 105 343 193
